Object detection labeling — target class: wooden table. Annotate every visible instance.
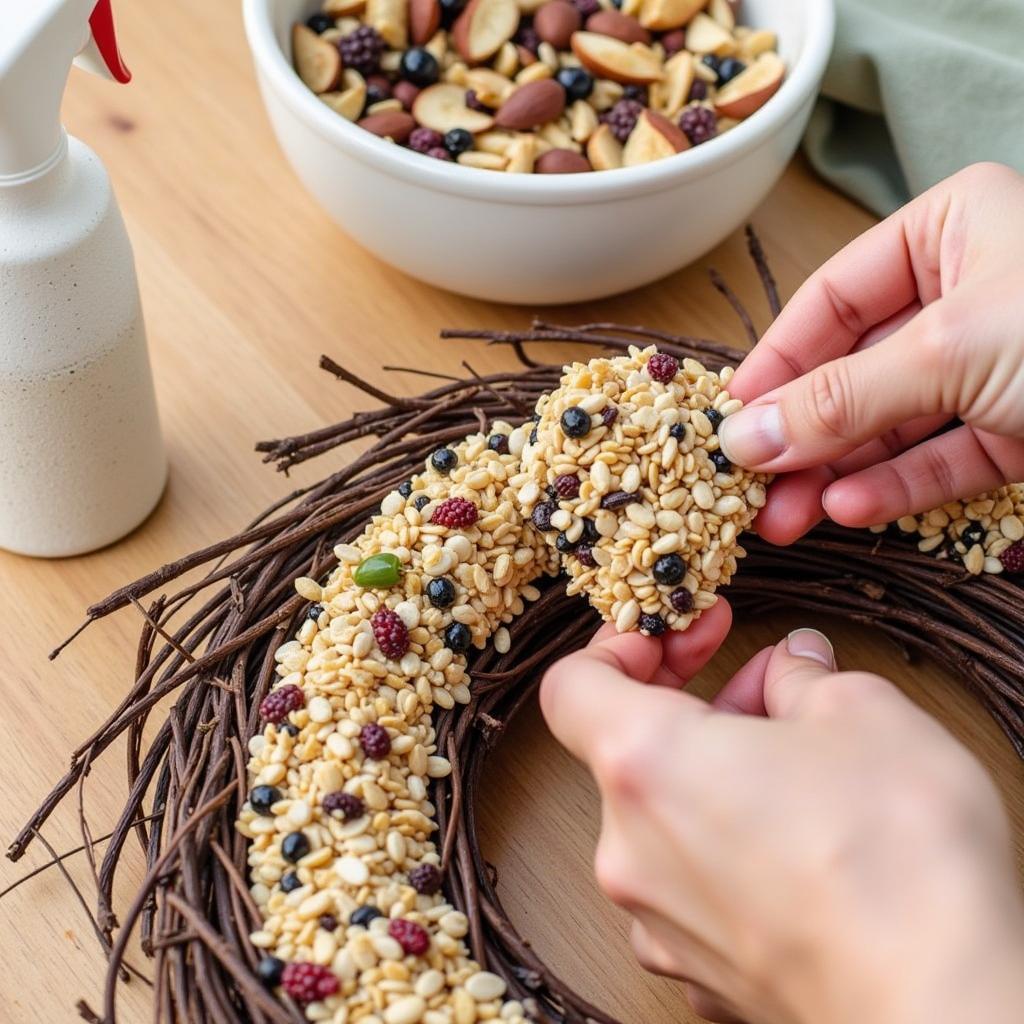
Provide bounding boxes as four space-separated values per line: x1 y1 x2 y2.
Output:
2 1 1021 1021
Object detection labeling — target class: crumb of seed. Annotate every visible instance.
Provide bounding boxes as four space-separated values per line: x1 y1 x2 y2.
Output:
870 483 1024 576
515 345 770 632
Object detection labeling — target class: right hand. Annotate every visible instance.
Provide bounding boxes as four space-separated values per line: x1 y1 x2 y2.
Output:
720 162 1024 545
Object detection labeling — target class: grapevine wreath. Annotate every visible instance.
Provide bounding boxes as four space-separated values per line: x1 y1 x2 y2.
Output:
7 233 1024 1023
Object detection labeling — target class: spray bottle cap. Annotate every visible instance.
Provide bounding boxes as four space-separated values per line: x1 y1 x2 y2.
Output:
0 0 129 183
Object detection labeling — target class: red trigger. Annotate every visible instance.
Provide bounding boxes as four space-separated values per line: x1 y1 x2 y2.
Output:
89 0 131 84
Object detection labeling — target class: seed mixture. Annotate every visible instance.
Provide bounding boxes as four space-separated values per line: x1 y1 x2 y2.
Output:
238 422 559 1023
870 483 1024 577
515 346 769 634
292 0 784 173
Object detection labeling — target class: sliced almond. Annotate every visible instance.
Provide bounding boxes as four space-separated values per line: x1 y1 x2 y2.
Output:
366 0 408 47
293 23 343 93
357 110 416 141
319 68 368 120
505 134 538 172
465 67 515 107
412 82 496 132
569 98 599 142
410 0 442 45
685 11 734 54
738 28 777 60
707 0 734 29
622 108 688 165
649 48 693 118
638 0 703 31
586 122 623 170
494 41 520 76
494 78 566 129
585 9 650 44
452 0 520 63
324 0 365 14
714 51 784 118
570 31 663 84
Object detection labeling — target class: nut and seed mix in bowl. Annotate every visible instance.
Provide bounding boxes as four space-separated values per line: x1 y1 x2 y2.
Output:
292 0 785 173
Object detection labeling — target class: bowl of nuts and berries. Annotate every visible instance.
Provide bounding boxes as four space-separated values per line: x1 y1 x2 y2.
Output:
243 0 833 302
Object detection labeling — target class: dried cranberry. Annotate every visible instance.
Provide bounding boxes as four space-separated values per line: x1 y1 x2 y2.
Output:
575 545 596 567
431 496 478 528
281 962 339 1004
260 684 304 724
646 352 679 383
601 406 619 427
408 863 443 894
360 722 392 760
323 791 365 821
669 588 694 614
388 918 431 956
1001 540 1024 573
371 608 409 659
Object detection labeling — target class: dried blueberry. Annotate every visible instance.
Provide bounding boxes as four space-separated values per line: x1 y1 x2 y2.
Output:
306 12 335 32
962 522 985 547
716 57 745 84
639 613 666 636
282 831 311 863
281 722 301 737
398 480 413 498
444 622 472 653
560 406 591 438
688 78 708 102
257 955 286 987
426 576 457 609
529 427 539 444
280 871 302 893
653 554 685 586
622 84 647 105
444 127 474 156
431 447 458 473
705 408 723 431
487 433 509 453
669 423 686 440
556 66 594 103
307 602 324 621
318 914 339 932
670 588 694 614
414 495 430 511
532 501 557 532
710 450 732 473
576 545 596 567
365 75 392 106
249 785 281 816
350 905 383 928
439 0 465 25
555 532 578 554
400 47 440 87
701 53 722 74
580 517 599 544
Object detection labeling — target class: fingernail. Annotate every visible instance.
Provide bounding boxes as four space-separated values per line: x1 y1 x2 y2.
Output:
718 405 786 467
786 628 835 669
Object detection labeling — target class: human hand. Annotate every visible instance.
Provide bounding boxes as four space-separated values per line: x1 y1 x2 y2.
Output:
541 607 1024 1024
719 162 1024 545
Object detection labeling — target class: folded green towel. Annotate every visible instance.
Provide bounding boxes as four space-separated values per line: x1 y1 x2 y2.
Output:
803 0 1024 216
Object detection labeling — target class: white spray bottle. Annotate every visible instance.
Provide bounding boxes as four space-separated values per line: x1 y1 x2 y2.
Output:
0 0 166 558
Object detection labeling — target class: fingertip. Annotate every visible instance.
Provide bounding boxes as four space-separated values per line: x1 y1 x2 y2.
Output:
822 475 891 527
660 598 731 681
591 628 664 684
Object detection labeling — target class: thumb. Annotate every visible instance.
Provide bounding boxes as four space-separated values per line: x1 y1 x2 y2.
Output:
761 628 838 720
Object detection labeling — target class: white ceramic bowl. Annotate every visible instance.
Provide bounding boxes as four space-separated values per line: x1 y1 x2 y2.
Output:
244 0 833 303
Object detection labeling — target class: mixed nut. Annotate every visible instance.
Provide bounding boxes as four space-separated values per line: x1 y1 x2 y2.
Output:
292 0 784 172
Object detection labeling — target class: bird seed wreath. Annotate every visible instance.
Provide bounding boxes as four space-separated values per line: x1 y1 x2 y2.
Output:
7 231 1024 1024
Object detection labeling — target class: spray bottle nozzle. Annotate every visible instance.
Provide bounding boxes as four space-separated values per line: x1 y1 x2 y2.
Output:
88 0 130 83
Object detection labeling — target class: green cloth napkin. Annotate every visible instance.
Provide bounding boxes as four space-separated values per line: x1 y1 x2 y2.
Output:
803 0 1024 216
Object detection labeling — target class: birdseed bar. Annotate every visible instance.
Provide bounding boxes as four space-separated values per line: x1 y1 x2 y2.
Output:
514 346 769 634
238 421 558 1023
870 482 1024 576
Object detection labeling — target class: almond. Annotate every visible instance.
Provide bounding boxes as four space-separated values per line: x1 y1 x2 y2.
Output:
708 0 734 29
534 0 582 49
737 28 776 60
293 23 343 93
570 31 663 84
494 78 566 129
452 0 519 63
412 82 496 132
685 11 734 54
357 110 417 141
622 108 688 165
649 48 693 118
637 0 702 31
409 0 442 44
713 51 784 118
586 122 623 170
535 148 592 173
319 68 368 120
584 9 650 45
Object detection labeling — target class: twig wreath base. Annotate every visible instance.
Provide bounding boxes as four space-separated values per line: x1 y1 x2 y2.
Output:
7 235 1024 1023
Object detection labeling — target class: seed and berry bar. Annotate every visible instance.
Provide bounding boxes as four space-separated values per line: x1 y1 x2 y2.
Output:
291 0 785 174
514 346 769 633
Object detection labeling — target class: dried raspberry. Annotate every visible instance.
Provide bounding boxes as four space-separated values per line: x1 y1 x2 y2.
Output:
601 98 643 143
679 105 717 146
514 24 540 53
337 25 384 76
646 352 679 383
360 722 392 760
323 791 365 821
639 613 666 636
553 474 580 500
532 501 557 532
388 917 430 956
427 146 453 161
571 0 600 16
1000 540 1024 573
431 497 478 528
408 863 443 894
260 684 304 723
371 608 409 659
409 127 443 153
669 588 694 614
280 962 339 1004
601 406 619 427
575 545 596 568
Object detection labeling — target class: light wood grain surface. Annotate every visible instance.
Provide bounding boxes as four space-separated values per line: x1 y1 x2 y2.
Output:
1 2 1021 1022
